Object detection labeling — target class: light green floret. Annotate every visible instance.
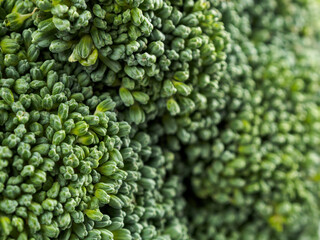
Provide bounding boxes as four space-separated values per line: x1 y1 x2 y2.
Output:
0 27 141 239
31 0 228 125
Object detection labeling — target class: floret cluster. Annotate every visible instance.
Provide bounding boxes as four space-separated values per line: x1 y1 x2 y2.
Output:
0 0 320 239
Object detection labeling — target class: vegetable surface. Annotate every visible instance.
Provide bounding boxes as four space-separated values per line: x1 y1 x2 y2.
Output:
0 0 320 239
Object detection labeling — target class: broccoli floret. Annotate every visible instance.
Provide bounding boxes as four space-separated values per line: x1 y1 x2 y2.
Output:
182 1 320 239
30 0 228 126
1 0 320 239
0 27 141 239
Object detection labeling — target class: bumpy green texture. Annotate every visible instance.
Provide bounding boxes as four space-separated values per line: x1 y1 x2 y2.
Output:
30 0 228 125
0 28 139 240
182 0 320 239
0 0 191 239
1 0 320 239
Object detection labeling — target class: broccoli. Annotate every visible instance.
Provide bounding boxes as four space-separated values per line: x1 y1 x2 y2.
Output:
29 0 228 125
0 28 139 239
0 0 320 239
181 1 320 239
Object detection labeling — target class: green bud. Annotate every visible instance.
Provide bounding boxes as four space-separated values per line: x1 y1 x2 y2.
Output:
1 87 14 104
95 99 116 114
40 60 55 76
5 66 20 79
84 115 100 126
171 37 185 51
161 79 177 97
0 199 18 214
28 202 43 216
47 182 60 199
77 132 95 145
112 229 132 240
21 165 35 177
31 143 50 155
29 152 43 167
17 232 28 240
49 114 62 131
27 212 40 233
109 45 125 61
30 80 46 89
72 223 88 239
91 64 107 83
187 36 203 49
148 41 164 57
0 216 12 236
87 229 101 240
71 121 89 136
131 8 143 26
128 25 142 40
0 37 19 54
91 126 107 136
0 109 8 125
42 198 58 211
119 87 134 106
140 18 153 35
109 195 124 209
118 122 131 137
132 91 149 104
198 73 210 88
52 130 66 145
174 71 189 81
85 209 104 221
126 41 140 55
3 185 21 199
99 229 113 240
98 161 117 176
4 54 19 67
57 103 68 121
122 9 131 23
110 169 127 180
93 4 106 18
30 170 47 188
49 1 66 14
47 70 58 91
0 78 14 88
167 98 180 115
21 183 36 194
94 189 110 204
70 93 85 102
79 48 98 67
124 65 145 81
99 54 122 73
141 166 157 179
162 19 175 33
16 111 29 125
172 81 192 96
69 35 97 66
129 104 145 124
136 53 156 67
138 178 156 190
42 94 53 110
52 16 70 31
27 44 40 62
5 8 36 31
42 222 59 238
12 216 24 232
49 40 73 53
173 25 191 38
58 212 71 230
